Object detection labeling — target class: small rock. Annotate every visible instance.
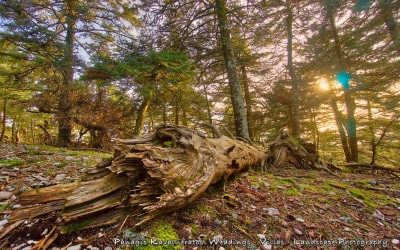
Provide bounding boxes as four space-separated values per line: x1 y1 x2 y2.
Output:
257 234 266 239
66 245 81 250
24 177 36 182
54 174 67 181
218 247 225 250
11 195 17 201
0 219 8 227
392 239 399 245
296 217 305 223
263 208 280 216
30 182 44 188
65 156 74 161
368 180 378 185
344 227 350 232
77 237 83 241
12 204 22 209
213 235 223 240
16 186 32 195
21 167 33 173
50 247 61 250
13 167 20 171
215 219 222 225
373 210 385 221
329 191 336 195
53 163 63 168
183 226 193 238
293 228 303 235
0 191 12 200
4 172 17 177
104 247 113 250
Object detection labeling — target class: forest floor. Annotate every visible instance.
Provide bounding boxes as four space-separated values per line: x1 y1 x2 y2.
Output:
0 143 400 250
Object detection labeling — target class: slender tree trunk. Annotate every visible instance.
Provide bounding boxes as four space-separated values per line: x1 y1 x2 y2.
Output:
201 79 215 137
30 118 35 143
240 66 254 140
367 99 376 159
331 99 352 162
0 97 6 142
215 0 250 140
202 81 215 134
15 116 20 143
57 0 76 146
286 0 301 141
182 107 188 127
133 91 153 136
175 94 179 125
311 108 319 155
327 4 358 162
12 118 16 143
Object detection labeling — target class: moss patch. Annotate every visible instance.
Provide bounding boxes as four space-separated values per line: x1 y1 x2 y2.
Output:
0 159 26 168
135 221 181 250
61 218 95 234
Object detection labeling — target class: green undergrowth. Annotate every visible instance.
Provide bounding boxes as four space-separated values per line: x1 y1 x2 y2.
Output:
27 145 112 158
0 203 10 212
0 159 26 168
61 218 95 234
134 221 181 250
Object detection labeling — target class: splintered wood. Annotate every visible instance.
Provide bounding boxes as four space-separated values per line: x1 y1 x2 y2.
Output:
8 124 267 233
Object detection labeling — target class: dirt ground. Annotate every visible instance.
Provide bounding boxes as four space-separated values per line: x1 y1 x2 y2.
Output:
1 143 400 250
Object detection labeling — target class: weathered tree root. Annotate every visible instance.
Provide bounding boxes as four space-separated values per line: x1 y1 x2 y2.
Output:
268 131 341 174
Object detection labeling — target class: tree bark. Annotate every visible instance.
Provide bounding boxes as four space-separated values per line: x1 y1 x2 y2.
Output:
133 90 153 136
286 0 301 141
240 66 254 140
215 0 250 140
0 97 6 142
331 98 352 162
9 124 266 230
327 3 358 162
57 0 77 147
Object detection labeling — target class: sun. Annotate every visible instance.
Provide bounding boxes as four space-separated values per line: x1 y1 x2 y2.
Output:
317 77 331 90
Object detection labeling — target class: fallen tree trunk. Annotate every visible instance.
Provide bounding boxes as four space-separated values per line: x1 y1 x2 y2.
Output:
9 124 267 231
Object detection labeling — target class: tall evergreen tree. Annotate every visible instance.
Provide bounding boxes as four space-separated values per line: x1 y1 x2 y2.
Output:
0 0 139 146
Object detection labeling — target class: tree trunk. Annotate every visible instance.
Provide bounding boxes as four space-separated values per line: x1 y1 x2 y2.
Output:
331 98 352 162
327 3 358 162
9 124 266 230
0 97 6 142
367 99 376 159
215 0 250 140
133 90 153 136
57 0 76 147
286 0 301 141
240 66 254 140
38 124 54 145
11 118 16 143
